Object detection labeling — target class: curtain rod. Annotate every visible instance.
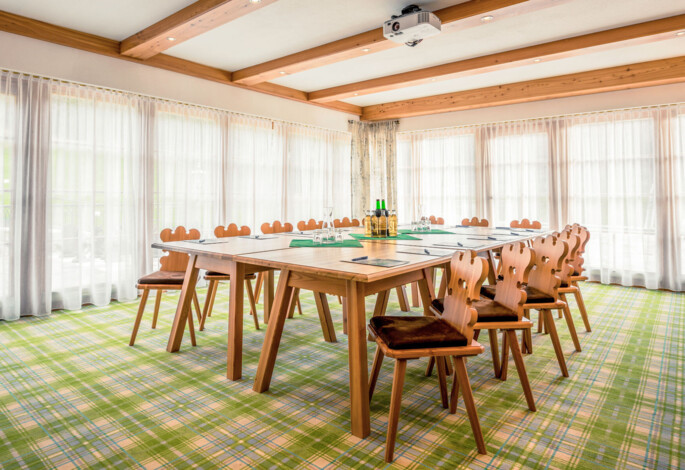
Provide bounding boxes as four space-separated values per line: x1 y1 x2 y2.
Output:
1 67 352 135
397 101 685 135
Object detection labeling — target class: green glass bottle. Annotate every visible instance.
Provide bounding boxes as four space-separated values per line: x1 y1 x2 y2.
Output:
372 199 381 236
380 199 388 237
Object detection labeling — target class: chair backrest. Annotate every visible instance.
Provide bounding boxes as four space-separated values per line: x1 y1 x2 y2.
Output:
442 250 488 343
510 218 542 229
261 220 293 234
462 217 489 227
333 217 361 228
528 235 568 299
429 215 445 225
565 223 590 274
556 229 581 284
159 226 201 272
297 219 323 231
214 223 250 238
494 242 535 318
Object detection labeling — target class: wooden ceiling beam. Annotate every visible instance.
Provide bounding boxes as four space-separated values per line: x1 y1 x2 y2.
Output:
311 14 685 103
231 0 534 86
0 10 360 116
120 0 280 60
360 55 685 121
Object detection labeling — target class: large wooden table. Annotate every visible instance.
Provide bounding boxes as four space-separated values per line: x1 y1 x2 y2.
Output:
154 226 541 438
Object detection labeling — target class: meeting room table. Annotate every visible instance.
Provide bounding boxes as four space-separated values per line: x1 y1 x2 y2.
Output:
154 225 542 438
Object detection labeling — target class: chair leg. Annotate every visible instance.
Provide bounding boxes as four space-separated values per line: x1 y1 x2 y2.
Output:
500 330 509 381
507 329 536 412
437 273 447 299
559 297 581 352
369 347 384 401
337 295 343 304
573 284 592 332
192 292 202 324
314 292 337 343
436 356 449 409
449 357 460 414
342 297 348 335
488 329 501 378
129 288 150 346
473 329 480 341
396 286 410 312
245 279 259 330
453 356 487 455
296 296 303 315
200 280 218 331
410 282 420 307
187 305 197 347
425 357 435 377
543 309 569 377
537 311 544 333
254 272 264 303
151 289 162 329
385 359 407 463
287 288 299 319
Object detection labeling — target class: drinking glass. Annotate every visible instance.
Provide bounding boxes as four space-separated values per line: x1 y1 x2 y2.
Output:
335 229 344 243
411 221 420 231
313 229 324 244
322 206 334 239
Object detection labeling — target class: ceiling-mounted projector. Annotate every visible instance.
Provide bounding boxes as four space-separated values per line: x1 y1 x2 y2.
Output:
383 4 441 47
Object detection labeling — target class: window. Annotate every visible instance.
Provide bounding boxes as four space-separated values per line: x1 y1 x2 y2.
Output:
0 92 15 313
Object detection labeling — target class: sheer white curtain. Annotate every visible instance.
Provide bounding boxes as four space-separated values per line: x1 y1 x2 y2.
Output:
285 124 351 223
50 84 144 309
0 69 352 320
397 127 477 224
396 103 685 291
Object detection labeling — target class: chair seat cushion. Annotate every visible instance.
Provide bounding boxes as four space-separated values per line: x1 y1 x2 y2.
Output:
473 298 519 322
480 284 497 300
205 271 256 279
523 286 555 303
369 316 467 350
138 271 185 285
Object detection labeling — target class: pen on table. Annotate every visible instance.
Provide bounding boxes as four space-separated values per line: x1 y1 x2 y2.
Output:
198 239 205 243
424 249 431 255
351 256 368 261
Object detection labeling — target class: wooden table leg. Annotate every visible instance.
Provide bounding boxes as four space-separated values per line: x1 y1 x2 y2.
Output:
166 254 200 352
347 280 371 438
254 270 294 392
263 270 275 323
227 261 245 380
417 268 436 317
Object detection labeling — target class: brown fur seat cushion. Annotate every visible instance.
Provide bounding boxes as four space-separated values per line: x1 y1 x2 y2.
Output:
369 316 467 350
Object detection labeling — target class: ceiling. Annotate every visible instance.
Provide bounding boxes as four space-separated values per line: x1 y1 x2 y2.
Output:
0 0 684 114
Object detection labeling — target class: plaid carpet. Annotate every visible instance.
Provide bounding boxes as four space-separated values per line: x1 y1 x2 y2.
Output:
0 282 683 469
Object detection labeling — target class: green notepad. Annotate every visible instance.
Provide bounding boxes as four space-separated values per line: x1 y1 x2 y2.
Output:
349 233 421 241
398 229 454 235
289 239 363 248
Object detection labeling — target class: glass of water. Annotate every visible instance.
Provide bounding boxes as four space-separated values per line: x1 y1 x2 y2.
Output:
411 220 420 231
335 228 344 243
313 229 324 244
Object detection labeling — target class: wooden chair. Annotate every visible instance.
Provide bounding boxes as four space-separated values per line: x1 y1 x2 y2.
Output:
297 219 322 231
368 250 488 462
129 226 202 347
430 242 537 412
556 227 592 332
482 235 581 377
199 224 259 331
564 224 592 332
462 217 489 227
333 217 360 228
429 215 445 225
510 219 542 229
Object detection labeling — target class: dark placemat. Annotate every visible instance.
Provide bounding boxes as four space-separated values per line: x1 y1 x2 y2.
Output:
289 239 363 248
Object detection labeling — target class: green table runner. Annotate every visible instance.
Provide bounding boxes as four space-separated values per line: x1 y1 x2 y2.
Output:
398 229 454 235
289 239 363 248
349 233 421 241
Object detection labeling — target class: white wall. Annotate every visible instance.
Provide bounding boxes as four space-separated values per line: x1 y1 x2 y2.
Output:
0 31 357 131
399 82 685 132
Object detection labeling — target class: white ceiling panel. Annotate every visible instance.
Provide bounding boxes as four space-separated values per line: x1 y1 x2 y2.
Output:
270 0 685 92
0 0 196 40
164 0 461 71
341 36 685 106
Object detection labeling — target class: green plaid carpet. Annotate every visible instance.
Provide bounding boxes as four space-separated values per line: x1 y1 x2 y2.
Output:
0 283 683 469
